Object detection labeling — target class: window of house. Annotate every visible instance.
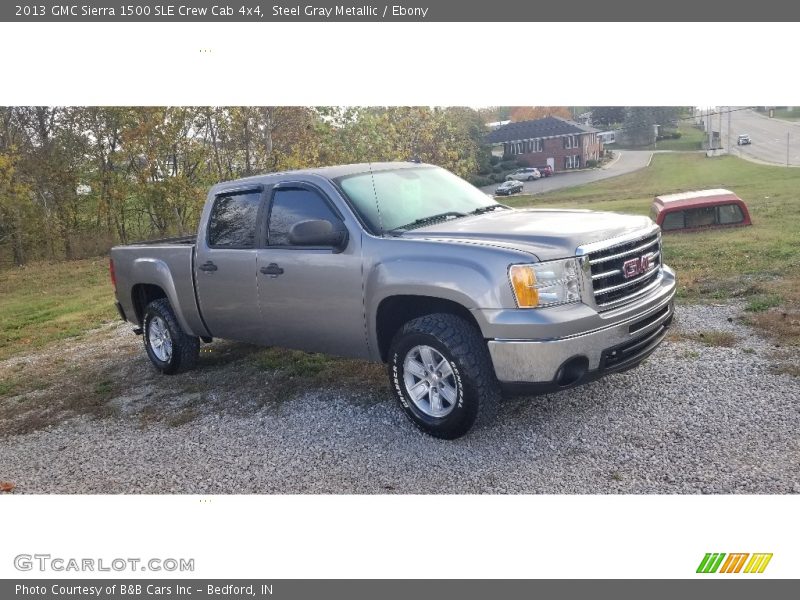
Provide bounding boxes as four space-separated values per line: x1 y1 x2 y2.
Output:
574 155 581 169
207 191 262 248
268 188 340 247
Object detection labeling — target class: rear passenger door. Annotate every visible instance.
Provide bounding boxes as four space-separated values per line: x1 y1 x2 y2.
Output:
256 182 367 358
195 187 266 343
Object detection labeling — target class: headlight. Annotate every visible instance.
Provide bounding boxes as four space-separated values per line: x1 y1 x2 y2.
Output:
509 259 581 308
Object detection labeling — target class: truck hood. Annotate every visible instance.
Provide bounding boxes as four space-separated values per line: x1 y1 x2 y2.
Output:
401 209 655 260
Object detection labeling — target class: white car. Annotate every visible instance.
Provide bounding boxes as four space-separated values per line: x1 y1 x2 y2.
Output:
506 167 541 182
737 134 751 146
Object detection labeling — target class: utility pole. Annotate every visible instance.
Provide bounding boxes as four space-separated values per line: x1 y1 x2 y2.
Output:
727 107 731 151
718 107 723 149
707 107 713 151
788 132 791 167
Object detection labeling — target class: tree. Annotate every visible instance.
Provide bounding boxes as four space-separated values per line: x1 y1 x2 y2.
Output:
509 106 572 122
589 106 625 128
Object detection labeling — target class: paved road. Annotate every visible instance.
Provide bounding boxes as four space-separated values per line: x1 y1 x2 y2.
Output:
481 150 653 196
721 107 800 166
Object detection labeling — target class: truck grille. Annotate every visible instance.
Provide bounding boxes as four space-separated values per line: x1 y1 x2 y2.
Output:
585 231 662 310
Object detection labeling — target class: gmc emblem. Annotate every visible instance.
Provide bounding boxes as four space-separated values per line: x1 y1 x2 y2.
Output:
622 254 654 279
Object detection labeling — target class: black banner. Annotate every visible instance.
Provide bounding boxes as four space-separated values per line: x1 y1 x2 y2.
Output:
3 0 800 21
4 580 800 600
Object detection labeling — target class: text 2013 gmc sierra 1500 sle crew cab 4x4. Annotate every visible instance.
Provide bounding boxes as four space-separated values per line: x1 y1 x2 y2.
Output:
110 162 676 439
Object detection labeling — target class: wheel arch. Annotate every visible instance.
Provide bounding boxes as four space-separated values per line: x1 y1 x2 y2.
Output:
374 294 483 362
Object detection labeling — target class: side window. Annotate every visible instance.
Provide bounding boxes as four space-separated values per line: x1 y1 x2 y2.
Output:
718 203 744 225
207 191 262 248
661 211 684 231
268 188 340 247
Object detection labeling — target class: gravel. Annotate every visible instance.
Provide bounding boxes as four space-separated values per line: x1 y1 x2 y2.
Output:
1 303 798 494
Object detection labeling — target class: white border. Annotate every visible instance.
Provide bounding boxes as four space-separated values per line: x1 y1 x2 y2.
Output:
1 20 799 580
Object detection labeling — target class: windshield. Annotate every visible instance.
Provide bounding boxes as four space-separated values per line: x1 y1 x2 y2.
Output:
335 166 496 234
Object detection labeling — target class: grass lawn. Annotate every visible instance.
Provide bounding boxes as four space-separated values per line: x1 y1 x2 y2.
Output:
506 153 800 344
614 123 706 152
768 108 800 122
0 258 117 361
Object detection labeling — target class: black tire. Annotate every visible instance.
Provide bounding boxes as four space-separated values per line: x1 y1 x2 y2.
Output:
527 176 534 181
388 313 500 439
142 298 200 375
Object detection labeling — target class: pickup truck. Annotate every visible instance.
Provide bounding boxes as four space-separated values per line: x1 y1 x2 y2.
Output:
110 162 676 439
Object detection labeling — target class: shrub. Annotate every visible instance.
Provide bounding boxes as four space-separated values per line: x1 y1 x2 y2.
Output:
586 159 598 168
516 158 529 168
469 175 493 187
489 155 500 165
492 165 503 173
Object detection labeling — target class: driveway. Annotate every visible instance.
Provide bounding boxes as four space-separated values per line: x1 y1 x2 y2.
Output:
481 150 653 196
1 303 798 494
721 107 800 166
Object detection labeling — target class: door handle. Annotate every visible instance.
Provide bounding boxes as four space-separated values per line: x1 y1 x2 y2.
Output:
260 263 284 276
198 261 218 272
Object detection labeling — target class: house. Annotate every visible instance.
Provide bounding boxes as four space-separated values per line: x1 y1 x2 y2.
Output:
484 116 603 173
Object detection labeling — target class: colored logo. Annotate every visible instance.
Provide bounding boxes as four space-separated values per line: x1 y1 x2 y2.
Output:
622 254 654 279
697 553 773 574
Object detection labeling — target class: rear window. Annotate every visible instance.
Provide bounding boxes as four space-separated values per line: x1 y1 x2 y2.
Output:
207 191 262 248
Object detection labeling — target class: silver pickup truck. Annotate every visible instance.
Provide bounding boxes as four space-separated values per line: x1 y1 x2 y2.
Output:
110 162 676 438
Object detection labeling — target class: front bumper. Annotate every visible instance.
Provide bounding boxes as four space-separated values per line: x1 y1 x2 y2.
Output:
485 266 676 387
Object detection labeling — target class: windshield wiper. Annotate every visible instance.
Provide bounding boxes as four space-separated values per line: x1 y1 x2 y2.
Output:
471 203 511 215
388 211 467 234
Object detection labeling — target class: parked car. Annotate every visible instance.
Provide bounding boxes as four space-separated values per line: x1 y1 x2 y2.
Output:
737 134 752 145
536 165 554 177
110 162 676 439
506 167 541 181
650 189 752 233
494 180 524 196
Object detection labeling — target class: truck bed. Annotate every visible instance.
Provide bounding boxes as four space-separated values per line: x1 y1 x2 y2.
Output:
110 239 209 338
122 235 196 247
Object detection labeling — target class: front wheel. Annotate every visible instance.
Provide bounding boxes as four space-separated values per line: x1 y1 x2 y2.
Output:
388 313 500 439
143 298 200 375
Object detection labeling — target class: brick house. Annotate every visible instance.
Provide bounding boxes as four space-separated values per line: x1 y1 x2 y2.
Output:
484 116 603 173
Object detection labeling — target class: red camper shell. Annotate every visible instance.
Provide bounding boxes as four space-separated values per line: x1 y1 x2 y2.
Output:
650 189 752 233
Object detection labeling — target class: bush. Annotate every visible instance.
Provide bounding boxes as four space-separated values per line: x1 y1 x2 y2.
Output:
500 160 518 170
516 158 529 168
586 159 598 168
492 165 503 174
469 175 493 187
489 173 505 183
489 155 500 165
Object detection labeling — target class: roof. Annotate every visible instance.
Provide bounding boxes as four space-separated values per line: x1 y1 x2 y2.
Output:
213 161 432 190
484 116 598 144
653 189 744 210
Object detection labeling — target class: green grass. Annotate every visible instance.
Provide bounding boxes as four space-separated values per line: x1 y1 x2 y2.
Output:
614 123 706 152
508 153 800 344
0 258 117 360
769 108 800 122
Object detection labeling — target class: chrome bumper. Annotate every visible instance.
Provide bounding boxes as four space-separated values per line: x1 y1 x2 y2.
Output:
487 268 676 384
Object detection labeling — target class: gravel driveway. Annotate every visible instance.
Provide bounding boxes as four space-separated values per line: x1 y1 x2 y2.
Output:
0 303 798 494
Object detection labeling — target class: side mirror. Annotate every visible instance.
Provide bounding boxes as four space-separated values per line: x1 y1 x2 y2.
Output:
288 219 348 252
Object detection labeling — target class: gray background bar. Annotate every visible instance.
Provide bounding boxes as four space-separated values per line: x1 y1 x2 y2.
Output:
4 580 800 600
3 1 800 22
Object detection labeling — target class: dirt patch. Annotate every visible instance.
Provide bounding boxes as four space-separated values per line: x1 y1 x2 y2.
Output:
0 322 388 437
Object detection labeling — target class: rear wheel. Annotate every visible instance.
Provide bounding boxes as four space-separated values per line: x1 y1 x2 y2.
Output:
388 313 500 439
143 298 199 375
